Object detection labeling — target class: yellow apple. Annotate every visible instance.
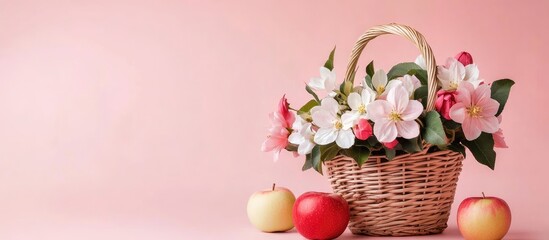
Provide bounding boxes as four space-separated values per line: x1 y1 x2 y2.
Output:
247 183 295 232
457 193 512 240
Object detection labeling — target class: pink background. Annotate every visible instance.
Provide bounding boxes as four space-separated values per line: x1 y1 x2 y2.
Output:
0 0 548 239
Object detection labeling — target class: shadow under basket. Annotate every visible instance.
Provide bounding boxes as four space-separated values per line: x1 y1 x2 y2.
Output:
325 148 464 237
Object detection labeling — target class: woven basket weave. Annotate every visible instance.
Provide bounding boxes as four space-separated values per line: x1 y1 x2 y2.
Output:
325 23 464 236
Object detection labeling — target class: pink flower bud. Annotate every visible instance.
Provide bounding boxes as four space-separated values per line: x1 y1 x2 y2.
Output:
455 51 473 66
435 90 457 120
383 139 398 149
353 119 373 140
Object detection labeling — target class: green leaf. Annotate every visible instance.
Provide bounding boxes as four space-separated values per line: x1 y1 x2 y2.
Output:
447 141 466 157
407 69 428 85
442 119 461 130
387 62 423 80
490 79 515 116
385 148 396 160
398 137 422 153
423 111 448 146
343 80 353 95
343 147 370 167
302 155 313 171
306 145 323 174
462 132 496 170
305 85 320 103
324 47 336 71
364 75 374 90
285 144 298 152
339 79 354 95
298 100 319 114
355 139 371 148
414 85 428 107
366 60 375 77
367 136 381 148
320 143 340 162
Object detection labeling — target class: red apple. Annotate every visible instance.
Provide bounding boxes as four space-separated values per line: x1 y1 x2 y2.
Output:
457 193 512 240
293 192 349 239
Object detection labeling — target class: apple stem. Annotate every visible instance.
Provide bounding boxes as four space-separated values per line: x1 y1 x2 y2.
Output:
272 183 275 191
482 192 486 198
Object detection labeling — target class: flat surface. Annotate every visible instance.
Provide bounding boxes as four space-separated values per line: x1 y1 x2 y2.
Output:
0 215 541 239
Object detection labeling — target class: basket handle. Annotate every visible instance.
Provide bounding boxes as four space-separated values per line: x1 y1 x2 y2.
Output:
344 23 438 112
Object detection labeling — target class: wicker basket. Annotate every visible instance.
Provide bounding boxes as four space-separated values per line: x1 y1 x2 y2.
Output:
325 23 465 236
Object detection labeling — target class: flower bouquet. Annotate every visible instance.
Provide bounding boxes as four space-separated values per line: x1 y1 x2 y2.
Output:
261 24 514 236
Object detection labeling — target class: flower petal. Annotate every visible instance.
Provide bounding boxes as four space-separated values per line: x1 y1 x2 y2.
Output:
385 80 402 96
300 123 314 136
464 64 479 82
311 110 335 128
319 66 331 78
367 100 391 122
415 55 426 70
272 149 282 162
347 92 362 110
387 84 409 113
335 129 355 149
449 58 466 83
449 103 466 123
481 99 500 117
472 84 491 106
341 112 356 130
400 100 423 121
456 82 473 107
314 127 338 145
401 75 420 96
288 132 304 145
493 129 508 148
298 140 315 155
261 129 289 152
291 113 305 131
325 69 337 91
321 97 340 115
373 119 397 143
362 88 376 105
478 116 499 133
372 69 387 90
396 120 420 139
437 67 454 90
445 57 458 68
462 117 481 141
308 77 325 90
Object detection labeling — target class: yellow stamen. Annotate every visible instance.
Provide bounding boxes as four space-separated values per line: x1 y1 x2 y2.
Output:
389 111 402 122
334 120 343 130
449 81 459 90
467 105 482 118
358 104 366 114
376 86 385 95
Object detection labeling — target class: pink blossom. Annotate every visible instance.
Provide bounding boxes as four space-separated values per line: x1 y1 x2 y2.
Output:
493 129 508 148
455 51 473 66
493 115 508 148
353 119 373 140
368 85 423 143
435 90 457 120
449 82 500 141
277 95 295 128
261 95 295 161
261 126 290 161
383 140 398 149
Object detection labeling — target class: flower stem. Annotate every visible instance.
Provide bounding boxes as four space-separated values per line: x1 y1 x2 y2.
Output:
272 183 276 191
